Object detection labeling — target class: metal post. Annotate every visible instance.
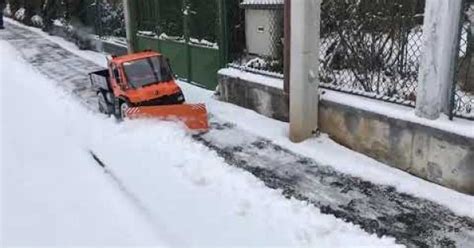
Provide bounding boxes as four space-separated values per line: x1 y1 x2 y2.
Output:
218 0 229 67
183 0 192 83
449 0 466 120
283 0 291 94
416 0 463 119
289 0 321 143
123 0 137 53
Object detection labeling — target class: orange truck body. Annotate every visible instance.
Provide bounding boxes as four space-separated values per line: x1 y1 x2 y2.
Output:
89 51 209 131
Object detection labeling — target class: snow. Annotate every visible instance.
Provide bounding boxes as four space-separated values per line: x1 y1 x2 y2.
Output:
0 41 164 246
13 8 25 21
31 15 43 28
4 19 107 67
220 65 473 138
7 16 472 221
322 90 474 138
178 83 474 219
0 41 399 246
137 31 219 49
241 0 284 6
219 67 284 89
3 4 12 17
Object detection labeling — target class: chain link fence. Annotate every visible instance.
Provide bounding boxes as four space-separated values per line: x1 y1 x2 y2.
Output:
319 0 424 106
453 1 474 120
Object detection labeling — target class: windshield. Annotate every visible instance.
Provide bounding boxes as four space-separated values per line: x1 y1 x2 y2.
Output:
123 56 173 88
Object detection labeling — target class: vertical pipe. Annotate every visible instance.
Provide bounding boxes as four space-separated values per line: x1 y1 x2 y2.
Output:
283 0 291 94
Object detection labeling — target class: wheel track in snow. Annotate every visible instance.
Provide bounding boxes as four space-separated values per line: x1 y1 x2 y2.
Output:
2 22 473 248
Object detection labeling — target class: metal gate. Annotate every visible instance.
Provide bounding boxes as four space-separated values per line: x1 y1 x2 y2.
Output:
131 0 227 89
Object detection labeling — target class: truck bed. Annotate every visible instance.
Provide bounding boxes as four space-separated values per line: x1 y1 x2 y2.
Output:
89 69 110 91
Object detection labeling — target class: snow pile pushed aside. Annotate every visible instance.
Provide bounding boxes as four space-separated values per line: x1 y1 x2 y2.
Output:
0 42 399 247
0 41 163 246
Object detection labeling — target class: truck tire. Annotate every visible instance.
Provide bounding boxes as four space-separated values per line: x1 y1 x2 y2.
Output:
120 101 130 120
98 92 109 114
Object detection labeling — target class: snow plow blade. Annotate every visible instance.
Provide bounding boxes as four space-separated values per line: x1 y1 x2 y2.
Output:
125 103 209 131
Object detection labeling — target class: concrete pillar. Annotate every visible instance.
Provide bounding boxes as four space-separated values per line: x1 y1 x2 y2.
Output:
123 0 136 53
289 0 321 142
416 0 463 119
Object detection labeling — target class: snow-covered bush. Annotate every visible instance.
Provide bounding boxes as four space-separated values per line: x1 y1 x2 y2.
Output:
3 4 12 17
31 15 44 28
96 0 126 37
14 8 26 21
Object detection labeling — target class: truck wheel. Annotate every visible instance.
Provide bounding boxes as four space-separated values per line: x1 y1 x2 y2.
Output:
98 92 108 114
120 101 130 120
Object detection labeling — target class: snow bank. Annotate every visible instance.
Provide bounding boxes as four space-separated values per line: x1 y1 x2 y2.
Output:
0 41 164 246
0 42 399 246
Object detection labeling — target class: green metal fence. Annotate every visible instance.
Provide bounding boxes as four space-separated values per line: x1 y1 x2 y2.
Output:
131 0 227 90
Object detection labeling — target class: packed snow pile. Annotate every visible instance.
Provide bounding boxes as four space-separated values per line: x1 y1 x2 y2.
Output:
0 41 401 247
0 41 164 246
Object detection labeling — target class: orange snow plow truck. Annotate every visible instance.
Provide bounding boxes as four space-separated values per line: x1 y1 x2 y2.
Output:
89 51 209 131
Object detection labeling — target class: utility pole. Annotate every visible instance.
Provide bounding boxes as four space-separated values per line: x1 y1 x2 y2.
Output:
416 0 463 119
289 0 321 143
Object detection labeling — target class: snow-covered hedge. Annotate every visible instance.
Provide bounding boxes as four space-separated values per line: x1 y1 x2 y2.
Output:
13 7 26 21
3 4 12 17
31 15 43 28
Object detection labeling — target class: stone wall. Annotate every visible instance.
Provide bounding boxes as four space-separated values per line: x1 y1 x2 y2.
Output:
319 100 474 195
218 71 474 195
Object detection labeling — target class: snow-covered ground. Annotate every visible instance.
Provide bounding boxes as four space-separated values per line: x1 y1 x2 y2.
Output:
0 39 400 246
0 41 164 246
2 19 473 247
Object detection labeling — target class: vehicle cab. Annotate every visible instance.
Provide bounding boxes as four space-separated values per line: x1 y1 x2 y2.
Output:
108 51 185 106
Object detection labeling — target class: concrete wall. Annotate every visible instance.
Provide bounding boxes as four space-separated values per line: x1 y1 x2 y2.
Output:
218 72 289 122
319 100 474 195
218 71 474 195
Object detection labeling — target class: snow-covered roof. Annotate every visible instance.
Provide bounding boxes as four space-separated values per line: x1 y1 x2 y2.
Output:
241 0 284 9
